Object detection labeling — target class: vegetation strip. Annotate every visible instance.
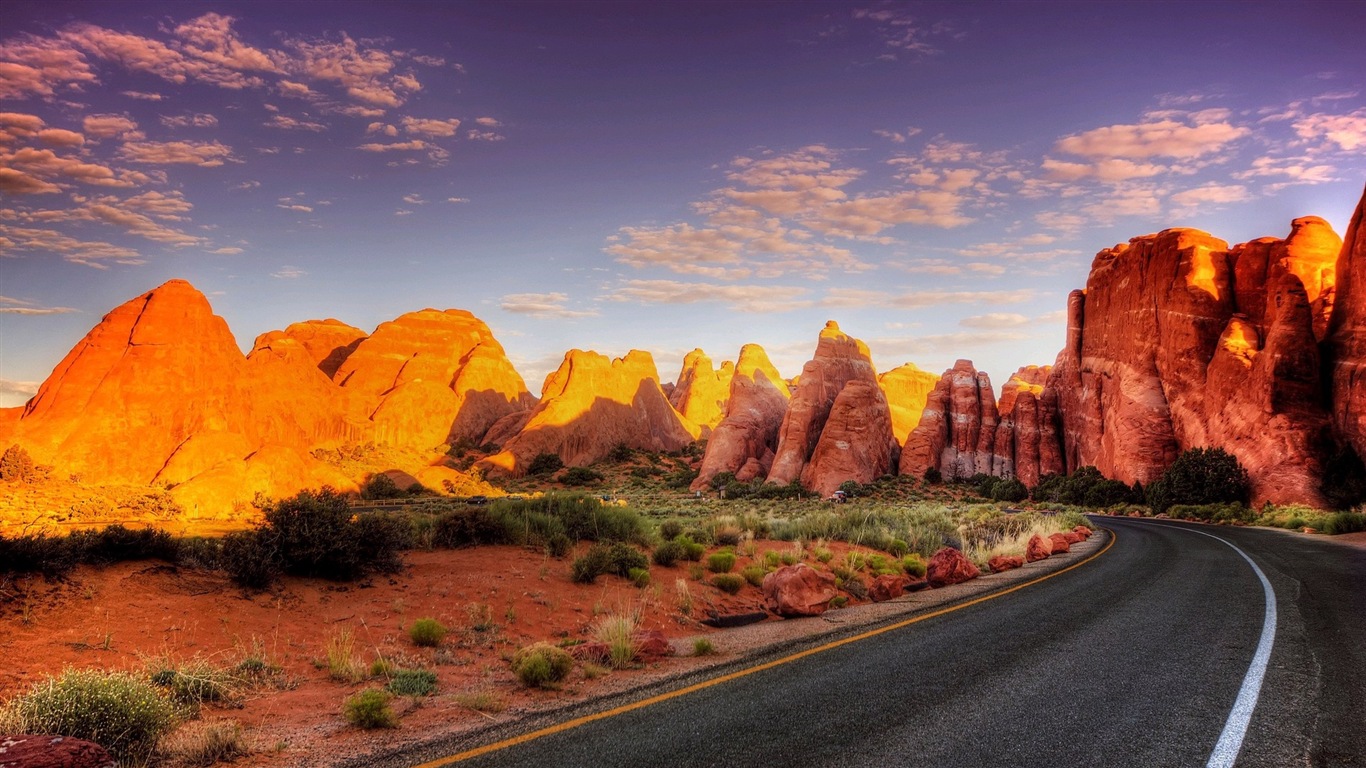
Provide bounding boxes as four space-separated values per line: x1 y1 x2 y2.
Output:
412 528 1118 767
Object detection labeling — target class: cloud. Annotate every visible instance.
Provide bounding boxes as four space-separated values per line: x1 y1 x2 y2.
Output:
0 378 41 400
0 33 98 98
499 292 600 319
402 194 425 204
869 330 1032 358
209 246 243 254
1169 183 1251 213
1293 109 1366 151
118 139 234 166
82 114 140 139
3 147 132 188
0 224 143 267
850 7 952 59
446 196 469 203
1054 119 1248 160
37 128 84 147
277 203 313 212
401 116 460 137
356 140 429 152
820 287 1035 309
265 114 325 131
271 266 305 278
873 126 921 143
0 295 78 314
466 130 505 141
474 117 502 127
160 113 218 129
0 167 61 194
959 312 1029 329
609 279 813 314
365 121 398 136
121 90 163 100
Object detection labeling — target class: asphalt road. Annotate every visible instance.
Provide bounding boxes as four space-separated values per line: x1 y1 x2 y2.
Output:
403 518 1366 768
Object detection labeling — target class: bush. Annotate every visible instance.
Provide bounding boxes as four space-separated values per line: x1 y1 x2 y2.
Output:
527 452 565 476
561 467 604 486
990 478 1029 503
1147 448 1250 515
511 643 574 688
658 520 684 541
608 443 634 462
628 567 651 588
164 720 249 767
651 539 685 567
0 533 81 578
902 554 927 578
77 525 179 565
692 638 716 656
0 444 38 483
676 536 705 561
1323 511 1366 535
706 551 736 573
3 668 178 763
148 657 237 706
343 689 397 728
570 542 644 583
220 530 279 589
256 489 407 583
360 473 404 500
386 669 437 697
711 573 745 594
838 480 863 498
408 618 448 647
433 507 507 548
923 467 943 485
740 564 765 587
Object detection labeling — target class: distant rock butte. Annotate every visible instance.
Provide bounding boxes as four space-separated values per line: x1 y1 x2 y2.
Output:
692 344 790 490
477 349 700 476
878 363 939 446
668 348 734 434
767 321 890 489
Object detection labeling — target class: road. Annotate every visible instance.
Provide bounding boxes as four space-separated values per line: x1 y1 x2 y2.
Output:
397 517 1366 768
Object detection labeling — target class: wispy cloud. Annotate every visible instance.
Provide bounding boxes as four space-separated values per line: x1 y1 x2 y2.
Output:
500 292 600 319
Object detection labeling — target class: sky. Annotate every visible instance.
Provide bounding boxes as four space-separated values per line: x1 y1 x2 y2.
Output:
2 1 1365 408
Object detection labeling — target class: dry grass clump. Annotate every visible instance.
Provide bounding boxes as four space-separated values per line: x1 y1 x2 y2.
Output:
511 643 574 688
161 719 250 767
591 611 640 669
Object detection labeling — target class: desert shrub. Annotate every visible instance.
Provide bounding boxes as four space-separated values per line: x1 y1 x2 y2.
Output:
386 669 437 697
692 638 716 656
608 443 634 462
652 539 685 567
561 467 604 486
493 507 568 549
923 467 943 484
706 551 736 573
1321 447 1366 510
0 532 81 577
740 564 765 587
63 525 179 567
0 444 38 483
886 538 910 557
3 668 178 763
628 567 651 588
343 689 397 728
408 618 448 647
546 533 572 558
257 488 406 583
711 573 746 594
220 530 279 590
839 480 865 498
163 719 249 767
147 657 237 706
491 493 646 544
1167 503 1253 524
1147 448 1250 514
592 613 639 668
990 478 1029 503
511 643 574 688
606 542 648 576
174 537 223 570
709 472 737 491
713 526 743 547
658 520 684 541
1323 511 1366 535
1083 478 1133 508
433 507 507 548
676 536 705 561
571 544 612 584
360 473 403 500
322 628 364 683
349 513 410 573
902 553 927 578
527 452 565 476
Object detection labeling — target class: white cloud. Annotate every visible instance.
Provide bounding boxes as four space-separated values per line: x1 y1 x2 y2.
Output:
960 312 1029 329
1055 119 1248 160
272 266 305 278
401 116 461 137
609 279 812 314
499 292 600 319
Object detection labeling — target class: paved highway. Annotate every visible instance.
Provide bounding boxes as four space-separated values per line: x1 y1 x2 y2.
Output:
395 518 1366 768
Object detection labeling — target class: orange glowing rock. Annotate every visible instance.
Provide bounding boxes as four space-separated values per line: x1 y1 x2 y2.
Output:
878 363 939 447
668 348 734 434
477 349 699 476
692 344 790 490
251 318 367 378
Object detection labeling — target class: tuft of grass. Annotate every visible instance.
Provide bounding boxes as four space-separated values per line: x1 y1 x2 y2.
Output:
511 643 575 688
591 611 640 669
343 689 397 729
692 638 716 656
706 551 737 573
453 690 506 713
2 668 179 764
147 655 238 707
408 617 448 647
711 573 745 595
163 719 250 767
628 567 651 588
322 628 364 683
385 669 438 697
740 564 765 587
675 578 693 616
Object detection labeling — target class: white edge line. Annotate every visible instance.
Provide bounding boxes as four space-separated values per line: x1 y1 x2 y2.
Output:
1144 522 1277 768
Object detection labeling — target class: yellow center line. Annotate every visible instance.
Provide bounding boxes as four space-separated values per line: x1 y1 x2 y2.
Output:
413 526 1118 767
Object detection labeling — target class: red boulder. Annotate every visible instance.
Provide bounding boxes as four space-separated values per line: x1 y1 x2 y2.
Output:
762 563 839 617
926 547 982 588
1049 532 1072 553
1073 525 1093 539
1026 533 1053 562
987 555 1025 573
0 735 116 768
868 574 913 602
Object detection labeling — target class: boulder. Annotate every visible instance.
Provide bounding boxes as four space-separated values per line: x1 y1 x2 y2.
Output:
800 380 897 498
692 344 790 491
478 350 699 476
762 563 839 617
1062 531 1083 545
925 547 981 588
1025 534 1053 563
1048 532 1072 553
0 735 116 768
767 322 879 486
668 349 733 434
1073 525 1093 538
867 573 913 602
987 555 1025 573
632 629 674 661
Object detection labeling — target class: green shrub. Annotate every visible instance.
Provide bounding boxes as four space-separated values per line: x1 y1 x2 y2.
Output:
706 551 736 573
527 452 565 476
360 473 404 500
990 478 1029 503
886 539 910 558
408 618 448 647
0 444 39 483
1324 511 1366 535
76 525 179 565
220 530 279 590
677 536 705 561
433 507 506 548
692 638 716 656
148 657 236 706
1146 448 1250 514
571 544 612 583
546 533 572 558
652 539 685 567
511 643 574 688
561 467 604 486
628 567 651 588
4 668 178 763
0 532 81 578
902 554 927 578
658 520 684 540
923 467 942 484
246 489 407 584
1321 447 1366 510
386 669 437 697
343 689 397 728
740 564 765 587
713 526 742 547
711 573 745 594
607 542 649 576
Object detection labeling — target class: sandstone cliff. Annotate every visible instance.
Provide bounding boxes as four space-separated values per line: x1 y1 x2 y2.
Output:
668 349 734 434
878 363 939 446
692 344 790 490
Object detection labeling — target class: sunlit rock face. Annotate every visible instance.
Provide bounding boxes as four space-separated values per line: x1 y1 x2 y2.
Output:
877 363 939 447
477 349 700 476
993 366 1057 488
766 321 895 492
1330 188 1366 466
1045 214 1346 506
802 379 898 497
251 318 367 378
668 348 734 435
692 344 790 490
330 308 535 450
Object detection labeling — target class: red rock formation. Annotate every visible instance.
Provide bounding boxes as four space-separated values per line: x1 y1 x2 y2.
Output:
477 350 699 476
251 318 366 378
762 563 839 617
0 735 116 768
994 366 1056 487
868 573 913 602
1025 534 1052 562
767 321 881 486
1330 186 1366 463
669 349 733 434
692 344 790 490
878 363 939 446
925 546 981 588
987 555 1024 573
900 360 999 481
800 380 897 497
1048 533 1071 554
1073 525 1093 538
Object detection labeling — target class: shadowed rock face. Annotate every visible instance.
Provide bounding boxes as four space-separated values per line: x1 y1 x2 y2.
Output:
1330 188 1366 465
767 321 886 487
251 318 367 378
692 344 790 490
477 349 700 476
668 348 734 434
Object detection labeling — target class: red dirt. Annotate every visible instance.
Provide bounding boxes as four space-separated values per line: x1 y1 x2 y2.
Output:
0 539 878 765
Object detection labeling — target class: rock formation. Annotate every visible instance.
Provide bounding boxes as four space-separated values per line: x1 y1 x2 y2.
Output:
1330 188 1366 464
477 350 699 476
250 318 367 378
878 363 939 447
762 563 838 617
900 360 996 481
692 344 790 489
766 322 893 489
668 349 733 434
801 380 898 497
925 546 981 588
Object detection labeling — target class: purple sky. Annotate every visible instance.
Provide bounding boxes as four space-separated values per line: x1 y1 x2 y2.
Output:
2 1 1365 407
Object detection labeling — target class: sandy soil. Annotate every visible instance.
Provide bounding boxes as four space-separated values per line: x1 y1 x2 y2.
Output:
0 538 890 766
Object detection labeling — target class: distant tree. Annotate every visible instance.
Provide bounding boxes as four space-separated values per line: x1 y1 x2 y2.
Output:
527 452 565 476
361 473 403 500
1146 447 1250 514
0 445 38 483
991 477 1029 503
561 467 604 486
922 467 943 485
